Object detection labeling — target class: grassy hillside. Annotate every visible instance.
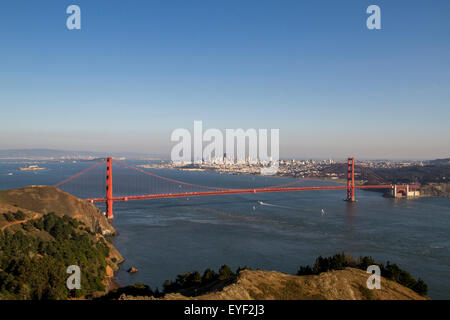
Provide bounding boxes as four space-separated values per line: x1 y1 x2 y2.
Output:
0 186 116 235
0 186 123 300
112 268 427 301
109 254 428 300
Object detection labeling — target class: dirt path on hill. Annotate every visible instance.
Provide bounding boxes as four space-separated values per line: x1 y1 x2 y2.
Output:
0 213 40 231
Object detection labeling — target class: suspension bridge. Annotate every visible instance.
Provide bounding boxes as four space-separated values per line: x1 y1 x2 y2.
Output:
53 157 419 219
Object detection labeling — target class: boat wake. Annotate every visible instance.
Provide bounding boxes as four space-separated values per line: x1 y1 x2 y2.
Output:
257 201 295 209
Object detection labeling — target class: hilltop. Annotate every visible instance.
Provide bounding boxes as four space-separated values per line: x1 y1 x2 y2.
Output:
170 268 427 300
108 253 428 301
0 186 115 236
116 268 427 300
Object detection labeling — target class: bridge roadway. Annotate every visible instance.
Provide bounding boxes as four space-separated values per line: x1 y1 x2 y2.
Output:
85 184 394 203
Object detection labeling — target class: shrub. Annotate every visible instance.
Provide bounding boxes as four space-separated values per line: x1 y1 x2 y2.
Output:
12 211 26 220
163 265 236 295
3 213 15 222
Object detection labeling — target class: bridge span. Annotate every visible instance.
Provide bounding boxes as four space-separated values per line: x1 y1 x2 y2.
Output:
54 157 419 219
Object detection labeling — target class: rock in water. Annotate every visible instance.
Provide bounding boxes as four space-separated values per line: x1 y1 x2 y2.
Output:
128 267 139 274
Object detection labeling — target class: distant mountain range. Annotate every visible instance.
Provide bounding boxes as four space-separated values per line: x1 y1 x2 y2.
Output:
0 149 168 160
429 158 450 165
0 149 448 163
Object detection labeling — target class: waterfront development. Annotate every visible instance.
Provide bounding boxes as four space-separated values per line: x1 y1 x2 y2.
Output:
1 159 449 299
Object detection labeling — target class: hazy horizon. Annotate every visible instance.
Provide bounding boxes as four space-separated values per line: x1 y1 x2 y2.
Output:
0 147 447 162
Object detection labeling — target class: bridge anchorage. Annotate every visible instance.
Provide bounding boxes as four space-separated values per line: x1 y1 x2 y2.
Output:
54 157 420 219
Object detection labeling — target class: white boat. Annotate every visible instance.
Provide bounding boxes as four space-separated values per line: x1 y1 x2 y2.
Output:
19 165 45 171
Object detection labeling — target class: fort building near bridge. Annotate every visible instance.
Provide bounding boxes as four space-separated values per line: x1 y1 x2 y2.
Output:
391 185 420 198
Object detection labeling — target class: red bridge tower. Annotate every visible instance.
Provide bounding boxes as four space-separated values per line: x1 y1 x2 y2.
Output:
345 157 356 202
106 157 114 219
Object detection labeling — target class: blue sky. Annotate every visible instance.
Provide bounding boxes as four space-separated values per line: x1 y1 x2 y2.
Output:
0 0 449 159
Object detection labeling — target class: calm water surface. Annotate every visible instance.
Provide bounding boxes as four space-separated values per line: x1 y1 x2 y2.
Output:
1 160 449 299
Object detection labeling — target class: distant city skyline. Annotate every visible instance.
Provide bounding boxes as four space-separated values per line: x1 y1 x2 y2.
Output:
1 1 449 159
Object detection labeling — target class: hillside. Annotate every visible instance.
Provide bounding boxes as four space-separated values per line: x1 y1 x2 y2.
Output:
0 186 123 299
0 186 115 236
118 268 427 300
419 183 450 197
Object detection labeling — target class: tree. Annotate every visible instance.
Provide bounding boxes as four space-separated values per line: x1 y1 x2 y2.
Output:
218 265 234 280
13 210 26 220
187 271 202 286
202 268 217 283
412 278 428 296
163 280 172 293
